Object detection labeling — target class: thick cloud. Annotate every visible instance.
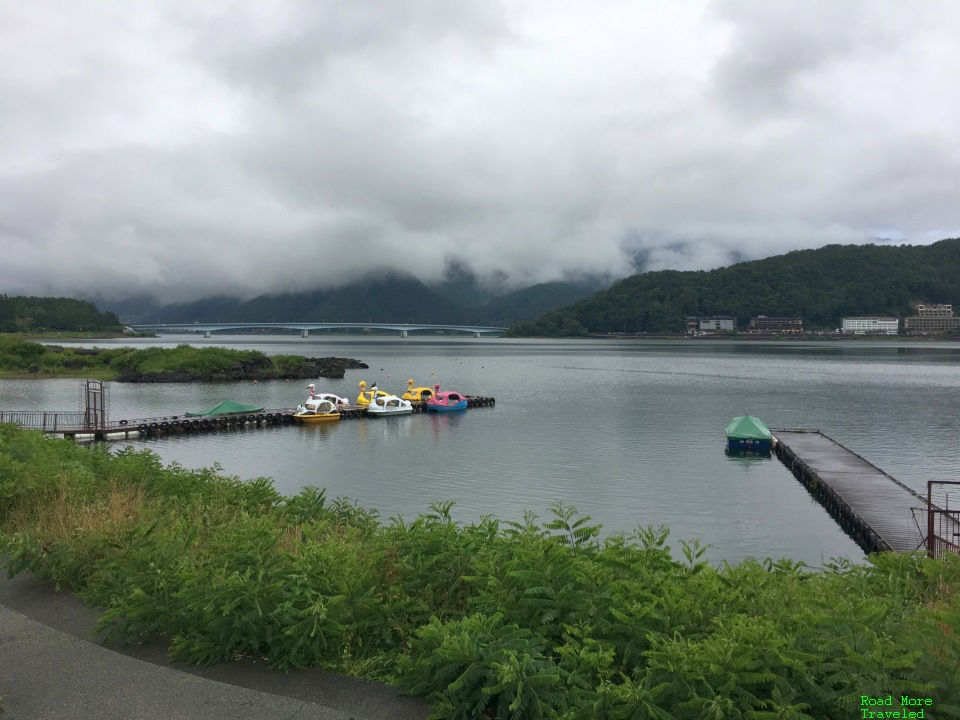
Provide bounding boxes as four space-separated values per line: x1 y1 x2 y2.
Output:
2 0 959 303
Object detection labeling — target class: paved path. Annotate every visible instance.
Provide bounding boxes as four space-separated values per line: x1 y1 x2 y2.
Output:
0 572 430 720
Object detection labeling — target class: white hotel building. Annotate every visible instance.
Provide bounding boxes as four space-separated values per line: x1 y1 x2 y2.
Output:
840 317 900 335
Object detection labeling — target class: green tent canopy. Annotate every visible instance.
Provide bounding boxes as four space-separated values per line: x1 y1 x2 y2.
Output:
185 400 265 417
724 415 771 440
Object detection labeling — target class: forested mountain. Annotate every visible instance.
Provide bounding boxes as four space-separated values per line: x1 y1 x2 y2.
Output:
152 275 473 325
114 274 602 327
507 239 960 336
481 281 606 326
0 295 120 332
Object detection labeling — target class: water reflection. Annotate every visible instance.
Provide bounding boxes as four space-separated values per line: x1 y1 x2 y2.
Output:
293 422 339 440
428 411 466 438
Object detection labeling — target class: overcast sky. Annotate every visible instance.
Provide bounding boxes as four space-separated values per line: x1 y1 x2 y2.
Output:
2 1 959 303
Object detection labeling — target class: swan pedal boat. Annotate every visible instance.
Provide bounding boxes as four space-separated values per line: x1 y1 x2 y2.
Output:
426 389 469 412
308 392 349 407
366 393 414 417
293 398 341 424
356 381 392 408
303 385 349 408
401 379 436 402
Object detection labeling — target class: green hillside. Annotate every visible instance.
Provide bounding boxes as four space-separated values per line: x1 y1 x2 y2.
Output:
482 281 604 326
507 239 960 336
155 275 474 325
0 295 121 333
147 274 601 328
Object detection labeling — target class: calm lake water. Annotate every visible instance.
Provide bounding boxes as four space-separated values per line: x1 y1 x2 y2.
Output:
6 336 960 567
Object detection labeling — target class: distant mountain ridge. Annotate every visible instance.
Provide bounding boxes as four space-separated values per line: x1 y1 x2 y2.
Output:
507 238 960 336
96 273 607 327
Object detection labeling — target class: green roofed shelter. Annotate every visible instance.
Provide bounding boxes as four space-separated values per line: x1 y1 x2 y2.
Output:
185 400 265 417
724 415 772 440
724 415 773 452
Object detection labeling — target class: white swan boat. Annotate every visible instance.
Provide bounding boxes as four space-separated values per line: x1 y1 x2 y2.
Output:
292 398 341 424
365 391 413 417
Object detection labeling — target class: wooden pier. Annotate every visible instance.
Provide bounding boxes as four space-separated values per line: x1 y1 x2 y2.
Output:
773 429 929 554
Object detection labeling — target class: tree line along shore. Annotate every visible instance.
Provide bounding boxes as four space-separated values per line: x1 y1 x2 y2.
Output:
0 337 367 382
0 423 958 718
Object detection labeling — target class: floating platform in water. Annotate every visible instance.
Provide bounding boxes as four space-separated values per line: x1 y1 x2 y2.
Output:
772 429 927 554
7 395 496 440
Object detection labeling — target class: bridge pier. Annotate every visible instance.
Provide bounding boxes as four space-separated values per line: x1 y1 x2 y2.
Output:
301 330 309 338
204 331 211 338
400 330 408 338
474 332 480 338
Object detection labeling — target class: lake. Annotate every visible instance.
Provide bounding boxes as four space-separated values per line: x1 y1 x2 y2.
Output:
5 335 960 567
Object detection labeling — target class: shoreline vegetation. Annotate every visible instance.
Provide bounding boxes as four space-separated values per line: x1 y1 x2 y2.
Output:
0 337 367 382
1 424 958 718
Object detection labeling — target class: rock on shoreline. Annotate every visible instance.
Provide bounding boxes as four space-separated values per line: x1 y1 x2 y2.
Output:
117 356 369 383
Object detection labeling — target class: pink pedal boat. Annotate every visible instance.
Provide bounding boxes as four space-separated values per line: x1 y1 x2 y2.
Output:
425 384 469 412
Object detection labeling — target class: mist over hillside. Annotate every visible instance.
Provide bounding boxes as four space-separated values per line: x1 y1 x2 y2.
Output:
92 273 607 328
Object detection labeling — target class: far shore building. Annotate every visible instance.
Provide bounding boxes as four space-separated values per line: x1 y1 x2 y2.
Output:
903 304 960 335
748 316 803 334
841 316 900 335
685 315 737 334
698 316 736 333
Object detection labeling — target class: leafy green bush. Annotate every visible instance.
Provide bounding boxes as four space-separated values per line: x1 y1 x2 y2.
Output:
114 344 262 375
271 354 312 376
0 336 46 370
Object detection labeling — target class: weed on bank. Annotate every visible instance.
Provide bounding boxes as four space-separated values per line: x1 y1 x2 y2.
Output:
1 423 958 719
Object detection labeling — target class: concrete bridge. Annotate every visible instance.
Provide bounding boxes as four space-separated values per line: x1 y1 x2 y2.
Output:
128 321 509 338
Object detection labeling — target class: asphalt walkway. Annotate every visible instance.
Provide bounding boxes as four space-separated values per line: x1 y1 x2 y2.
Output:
0 571 430 720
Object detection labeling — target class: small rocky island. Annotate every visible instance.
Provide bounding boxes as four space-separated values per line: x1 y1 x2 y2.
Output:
118 356 369 383
0 337 368 382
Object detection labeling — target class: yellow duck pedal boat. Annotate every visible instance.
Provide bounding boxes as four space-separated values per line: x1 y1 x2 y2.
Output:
401 379 435 402
356 381 391 408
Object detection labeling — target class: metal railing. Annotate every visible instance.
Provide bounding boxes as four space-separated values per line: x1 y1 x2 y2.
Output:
0 379 111 433
0 411 91 432
927 481 960 558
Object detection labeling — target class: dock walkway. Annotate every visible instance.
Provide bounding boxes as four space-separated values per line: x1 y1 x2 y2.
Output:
773 429 927 554
1 396 496 440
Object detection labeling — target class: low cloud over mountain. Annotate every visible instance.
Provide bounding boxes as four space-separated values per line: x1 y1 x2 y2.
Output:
3 1 959 304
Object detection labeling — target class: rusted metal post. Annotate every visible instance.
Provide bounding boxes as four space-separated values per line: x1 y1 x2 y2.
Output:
928 481 935 558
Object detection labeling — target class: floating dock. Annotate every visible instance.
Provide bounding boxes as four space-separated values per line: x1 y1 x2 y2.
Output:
773 429 928 554
0 396 496 441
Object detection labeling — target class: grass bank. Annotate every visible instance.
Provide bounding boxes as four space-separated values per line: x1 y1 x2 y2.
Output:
1 423 958 718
